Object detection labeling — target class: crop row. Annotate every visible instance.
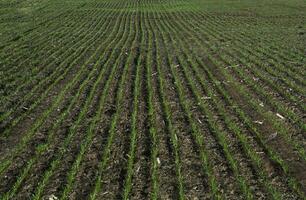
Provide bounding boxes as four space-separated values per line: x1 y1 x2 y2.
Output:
0 0 305 199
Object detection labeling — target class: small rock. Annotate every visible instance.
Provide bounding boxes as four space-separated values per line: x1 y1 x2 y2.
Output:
157 157 161 165
48 194 58 200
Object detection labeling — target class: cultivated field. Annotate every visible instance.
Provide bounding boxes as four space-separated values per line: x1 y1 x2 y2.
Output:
0 0 305 199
